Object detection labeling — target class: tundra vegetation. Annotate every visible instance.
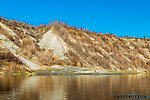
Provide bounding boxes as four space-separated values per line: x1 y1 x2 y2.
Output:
0 16 150 75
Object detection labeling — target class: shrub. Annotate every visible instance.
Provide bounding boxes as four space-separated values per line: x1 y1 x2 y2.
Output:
98 59 110 69
67 50 79 59
104 45 111 53
73 43 83 54
22 37 34 46
0 50 22 64
53 21 61 32
36 50 62 65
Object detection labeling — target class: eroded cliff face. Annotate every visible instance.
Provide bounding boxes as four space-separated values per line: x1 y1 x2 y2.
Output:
38 30 68 60
0 17 150 73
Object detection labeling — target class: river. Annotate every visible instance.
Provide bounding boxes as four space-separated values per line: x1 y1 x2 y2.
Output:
0 74 150 100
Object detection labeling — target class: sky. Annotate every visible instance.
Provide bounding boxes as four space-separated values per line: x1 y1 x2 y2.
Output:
0 0 150 38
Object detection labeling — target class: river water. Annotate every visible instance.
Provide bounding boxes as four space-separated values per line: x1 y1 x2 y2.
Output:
0 74 150 100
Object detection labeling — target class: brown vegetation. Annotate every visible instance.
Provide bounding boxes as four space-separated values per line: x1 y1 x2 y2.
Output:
35 50 63 66
0 16 150 71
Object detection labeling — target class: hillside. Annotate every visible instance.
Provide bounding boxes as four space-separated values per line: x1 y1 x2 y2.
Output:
0 17 150 74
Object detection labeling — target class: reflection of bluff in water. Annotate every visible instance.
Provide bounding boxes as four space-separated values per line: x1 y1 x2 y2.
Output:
0 76 67 100
1 75 150 100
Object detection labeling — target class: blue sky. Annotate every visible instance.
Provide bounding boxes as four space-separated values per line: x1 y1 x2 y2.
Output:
0 0 150 38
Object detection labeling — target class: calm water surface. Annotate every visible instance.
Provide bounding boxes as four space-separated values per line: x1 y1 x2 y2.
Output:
0 74 150 100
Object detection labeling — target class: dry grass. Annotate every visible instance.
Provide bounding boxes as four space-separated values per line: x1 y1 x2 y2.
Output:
35 50 63 66
1 17 150 71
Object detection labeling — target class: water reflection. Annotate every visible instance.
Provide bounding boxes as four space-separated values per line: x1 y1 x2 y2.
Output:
0 74 150 100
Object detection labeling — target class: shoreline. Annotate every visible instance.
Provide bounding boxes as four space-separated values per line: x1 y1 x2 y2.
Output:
35 66 140 75
0 65 148 76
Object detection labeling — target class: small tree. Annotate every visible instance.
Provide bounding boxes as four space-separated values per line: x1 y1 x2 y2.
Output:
144 36 146 40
